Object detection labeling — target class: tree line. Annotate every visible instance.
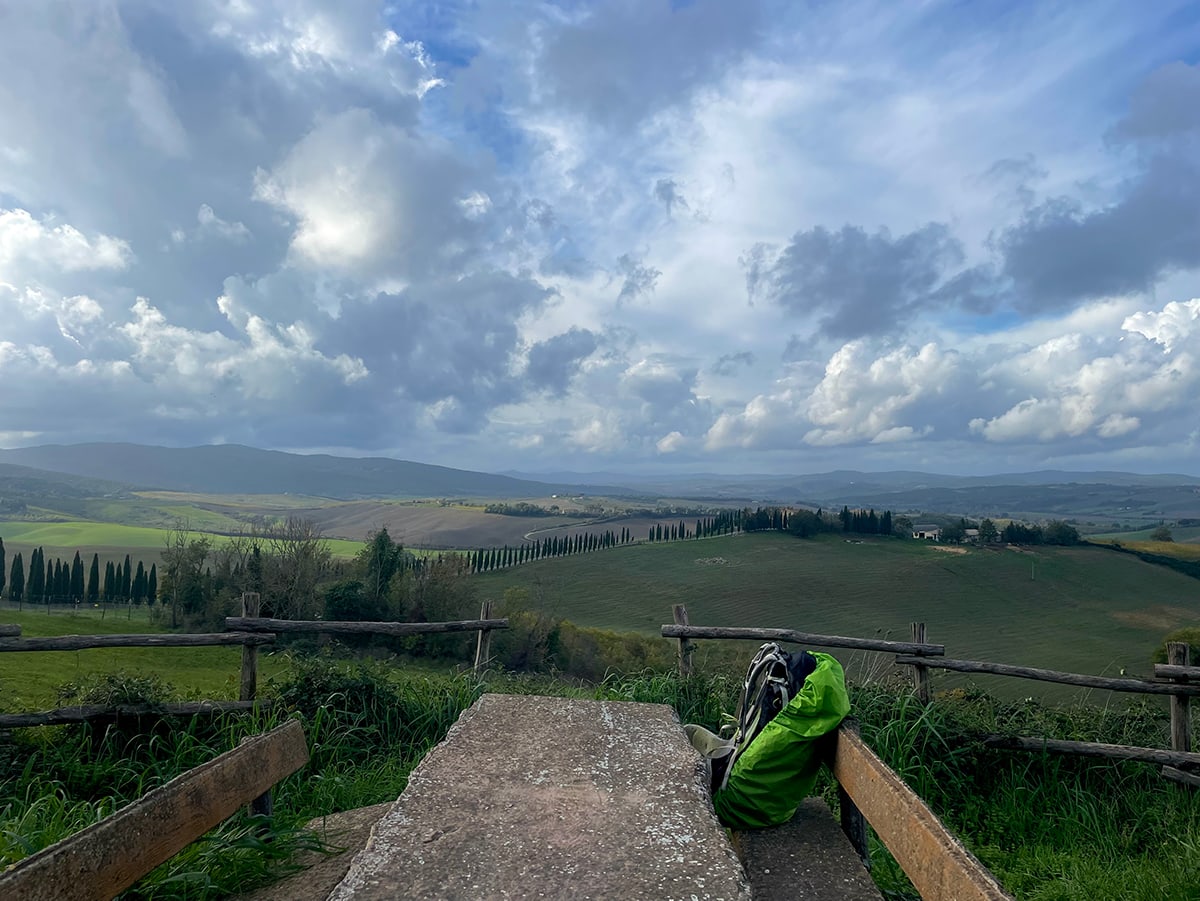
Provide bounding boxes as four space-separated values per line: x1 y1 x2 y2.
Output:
1 538 157 609
469 527 635 573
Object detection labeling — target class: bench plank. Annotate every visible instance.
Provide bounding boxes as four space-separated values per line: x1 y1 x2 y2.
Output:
831 726 1011 901
0 719 309 901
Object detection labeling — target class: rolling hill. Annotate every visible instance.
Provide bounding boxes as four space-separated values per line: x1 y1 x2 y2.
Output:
0 444 598 499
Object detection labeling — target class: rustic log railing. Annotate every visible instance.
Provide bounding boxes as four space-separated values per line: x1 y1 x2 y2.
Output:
0 700 273 730
660 622 945 657
224 608 509 678
0 632 275 652
0 596 508 729
0 719 309 901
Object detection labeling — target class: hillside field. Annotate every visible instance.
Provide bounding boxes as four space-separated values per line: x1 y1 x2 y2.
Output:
477 532 1200 691
0 520 368 562
0 606 293 709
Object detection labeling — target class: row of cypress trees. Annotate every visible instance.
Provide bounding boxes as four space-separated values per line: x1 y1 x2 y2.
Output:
1 542 157 606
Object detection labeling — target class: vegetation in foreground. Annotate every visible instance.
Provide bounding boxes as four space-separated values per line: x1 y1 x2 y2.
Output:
1 656 1196 901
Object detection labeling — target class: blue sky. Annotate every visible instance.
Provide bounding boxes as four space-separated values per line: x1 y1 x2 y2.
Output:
1 0 1199 475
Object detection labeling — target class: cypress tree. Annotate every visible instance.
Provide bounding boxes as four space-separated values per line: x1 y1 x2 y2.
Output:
122 554 132 599
28 547 43 600
9 552 23 603
148 564 158 605
71 552 84 600
103 560 115 601
87 553 101 601
0 536 5 597
45 558 53 602
133 561 146 603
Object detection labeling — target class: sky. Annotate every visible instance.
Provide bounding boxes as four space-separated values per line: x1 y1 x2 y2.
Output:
2 1 1200 476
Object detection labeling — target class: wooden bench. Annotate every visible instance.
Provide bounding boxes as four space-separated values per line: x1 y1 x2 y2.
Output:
0 719 309 901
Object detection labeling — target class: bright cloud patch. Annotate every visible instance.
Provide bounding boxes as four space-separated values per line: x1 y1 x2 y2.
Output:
0 208 130 272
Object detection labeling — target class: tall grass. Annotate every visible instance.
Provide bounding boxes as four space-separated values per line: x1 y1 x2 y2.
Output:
2 660 1197 900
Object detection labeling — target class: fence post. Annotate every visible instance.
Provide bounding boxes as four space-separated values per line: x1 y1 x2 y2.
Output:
237 592 272 818
673 604 693 678
1169 642 1191 754
239 593 261 703
474 599 494 675
911 622 930 705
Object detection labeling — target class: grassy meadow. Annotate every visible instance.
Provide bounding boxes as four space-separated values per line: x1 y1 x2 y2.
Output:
477 531 1200 690
0 519 369 563
0 606 295 710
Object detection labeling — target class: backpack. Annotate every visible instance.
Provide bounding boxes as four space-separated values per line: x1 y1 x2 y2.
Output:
717 642 817 791
685 642 849 829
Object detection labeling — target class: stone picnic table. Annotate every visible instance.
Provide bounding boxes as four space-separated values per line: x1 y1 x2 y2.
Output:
320 693 880 900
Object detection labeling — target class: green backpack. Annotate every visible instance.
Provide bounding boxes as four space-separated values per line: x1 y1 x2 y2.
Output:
686 644 850 829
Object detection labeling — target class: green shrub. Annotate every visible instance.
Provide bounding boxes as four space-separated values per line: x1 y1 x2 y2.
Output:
1152 627 1200 664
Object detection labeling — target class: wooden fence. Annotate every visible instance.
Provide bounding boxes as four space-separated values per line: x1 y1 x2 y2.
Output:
0 593 508 729
663 606 1198 786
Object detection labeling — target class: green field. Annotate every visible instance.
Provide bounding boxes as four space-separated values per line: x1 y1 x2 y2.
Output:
477 532 1200 690
0 606 292 710
1090 524 1200 542
0 520 367 560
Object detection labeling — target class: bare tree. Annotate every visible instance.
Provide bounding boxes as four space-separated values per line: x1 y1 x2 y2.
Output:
261 516 332 620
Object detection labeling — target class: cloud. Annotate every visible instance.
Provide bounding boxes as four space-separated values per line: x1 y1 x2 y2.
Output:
253 108 476 277
969 297 1200 444
535 0 764 129
1110 61 1200 143
615 253 661 304
744 224 968 339
998 155 1200 311
196 205 250 242
525 327 599 395
654 178 690 218
711 351 756 376
0 208 131 272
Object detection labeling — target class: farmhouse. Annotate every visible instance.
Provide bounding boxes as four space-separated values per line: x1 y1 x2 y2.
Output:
913 524 941 540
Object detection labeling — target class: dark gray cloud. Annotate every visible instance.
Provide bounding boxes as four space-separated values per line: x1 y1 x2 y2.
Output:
654 178 689 217
711 351 755 375
999 153 1200 311
1110 61 1200 143
616 253 661 304
996 61 1200 312
327 271 555 435
537 0 763 128
526 328 599 395
745 224 966 339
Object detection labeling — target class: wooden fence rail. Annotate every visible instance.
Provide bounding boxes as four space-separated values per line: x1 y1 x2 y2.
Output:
0 632 275 652
983 735 1200 768
0 700 274 729
892 655 1200 697
0 720 309 901
660 623 944 657
0 624 20 637
225 616 509 636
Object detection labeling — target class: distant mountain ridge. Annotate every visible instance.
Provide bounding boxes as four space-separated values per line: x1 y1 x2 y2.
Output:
0 444 601 499
3 444 1198 519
